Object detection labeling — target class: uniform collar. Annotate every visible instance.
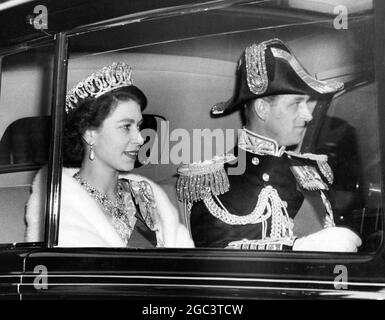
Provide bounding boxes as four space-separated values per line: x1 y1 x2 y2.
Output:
238 127 286 157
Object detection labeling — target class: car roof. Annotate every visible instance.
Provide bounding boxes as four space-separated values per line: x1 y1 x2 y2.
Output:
0 0 373 48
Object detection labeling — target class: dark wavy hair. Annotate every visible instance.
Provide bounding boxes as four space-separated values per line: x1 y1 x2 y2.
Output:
63 85 147 166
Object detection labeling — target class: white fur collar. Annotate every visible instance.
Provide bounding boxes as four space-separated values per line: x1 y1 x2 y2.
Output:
25 167 194 248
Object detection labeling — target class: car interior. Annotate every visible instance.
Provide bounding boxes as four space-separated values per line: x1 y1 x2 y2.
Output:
0 0 381 251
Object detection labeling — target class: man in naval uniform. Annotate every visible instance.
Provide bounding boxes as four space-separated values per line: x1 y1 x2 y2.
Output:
177 38 361 252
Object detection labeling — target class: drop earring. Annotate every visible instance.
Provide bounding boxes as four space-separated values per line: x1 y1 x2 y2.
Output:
89 142 95 161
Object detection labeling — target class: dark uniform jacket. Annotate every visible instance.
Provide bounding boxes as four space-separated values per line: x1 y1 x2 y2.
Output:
178 129 334 250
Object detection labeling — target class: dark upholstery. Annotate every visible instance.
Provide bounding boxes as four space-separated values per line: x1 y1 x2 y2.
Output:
0 116 51 166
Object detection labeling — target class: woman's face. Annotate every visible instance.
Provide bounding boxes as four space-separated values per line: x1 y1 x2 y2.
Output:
89 99 144 172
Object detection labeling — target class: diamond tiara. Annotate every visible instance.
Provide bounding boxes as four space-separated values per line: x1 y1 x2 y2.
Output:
65 62 134 113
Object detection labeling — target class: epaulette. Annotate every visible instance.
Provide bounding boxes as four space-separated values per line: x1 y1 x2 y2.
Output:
176 154 236 203
286 151 334 191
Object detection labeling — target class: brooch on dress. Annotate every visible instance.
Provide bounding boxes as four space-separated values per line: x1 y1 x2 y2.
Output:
176 154 236 203
129 180 158 231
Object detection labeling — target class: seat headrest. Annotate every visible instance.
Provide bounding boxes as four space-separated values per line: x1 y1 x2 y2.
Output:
0 116 51 166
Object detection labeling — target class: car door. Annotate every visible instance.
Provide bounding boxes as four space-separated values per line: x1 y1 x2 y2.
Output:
14 0 385 300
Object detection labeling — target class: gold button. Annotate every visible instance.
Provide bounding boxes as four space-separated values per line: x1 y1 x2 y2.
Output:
262 173 270 182
251 157 259 165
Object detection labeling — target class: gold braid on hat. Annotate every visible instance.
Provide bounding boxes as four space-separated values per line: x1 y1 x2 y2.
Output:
65 62 133 113
245 42 269 95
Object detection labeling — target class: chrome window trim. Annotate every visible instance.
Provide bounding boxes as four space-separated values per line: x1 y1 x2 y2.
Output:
0 36 53 57
44 32 68 248
0 38 55 249
66 0 254 38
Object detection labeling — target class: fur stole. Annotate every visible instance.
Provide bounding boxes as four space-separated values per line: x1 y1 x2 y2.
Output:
25 167 194 248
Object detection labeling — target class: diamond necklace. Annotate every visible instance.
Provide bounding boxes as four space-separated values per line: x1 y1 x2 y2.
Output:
73 172 135 244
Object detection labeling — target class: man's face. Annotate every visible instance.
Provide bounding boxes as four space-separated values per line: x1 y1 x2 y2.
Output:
263 94 317 147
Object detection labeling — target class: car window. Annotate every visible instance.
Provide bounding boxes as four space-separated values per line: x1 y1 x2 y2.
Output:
55 0 381 251
315 83 382 252
0 44 54 245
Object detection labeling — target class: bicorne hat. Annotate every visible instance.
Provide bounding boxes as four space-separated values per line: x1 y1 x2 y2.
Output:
211 38 344 116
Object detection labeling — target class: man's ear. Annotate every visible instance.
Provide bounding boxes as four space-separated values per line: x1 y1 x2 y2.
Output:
253 98 269 121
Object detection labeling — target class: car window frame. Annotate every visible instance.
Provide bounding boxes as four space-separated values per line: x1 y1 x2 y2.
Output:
62 1 384 261
0 35 58 249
